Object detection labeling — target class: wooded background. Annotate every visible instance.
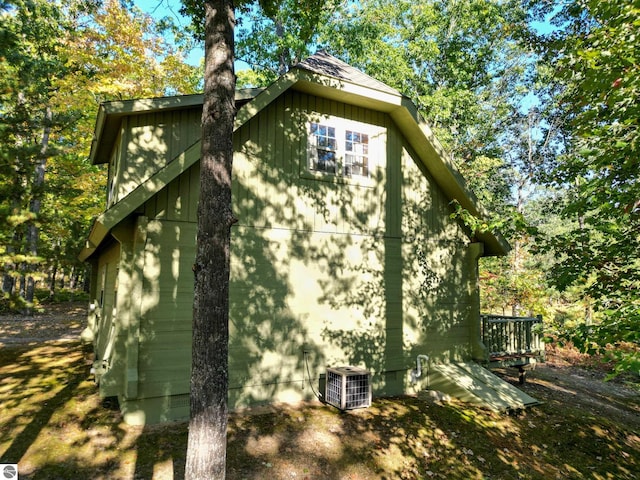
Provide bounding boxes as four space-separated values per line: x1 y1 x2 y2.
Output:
1 0 638 374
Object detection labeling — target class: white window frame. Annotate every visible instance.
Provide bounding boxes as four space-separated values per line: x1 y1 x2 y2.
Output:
308 123 339 175
305 116 380 185
344 129 369 178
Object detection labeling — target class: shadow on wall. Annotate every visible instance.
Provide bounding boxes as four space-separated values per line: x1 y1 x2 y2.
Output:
227 96 402 403
225 88 477 404
114 80 479 421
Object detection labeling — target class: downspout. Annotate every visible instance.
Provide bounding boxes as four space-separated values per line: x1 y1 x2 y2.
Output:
468 242 489 362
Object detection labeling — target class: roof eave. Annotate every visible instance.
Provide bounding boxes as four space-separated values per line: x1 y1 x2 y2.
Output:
389 99 510 256
90 90 262 166
85 61 509 258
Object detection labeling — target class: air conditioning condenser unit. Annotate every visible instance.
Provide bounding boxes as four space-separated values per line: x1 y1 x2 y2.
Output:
325 366 371 410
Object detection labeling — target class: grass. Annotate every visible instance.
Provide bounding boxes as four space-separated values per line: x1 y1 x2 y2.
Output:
0 340 638 479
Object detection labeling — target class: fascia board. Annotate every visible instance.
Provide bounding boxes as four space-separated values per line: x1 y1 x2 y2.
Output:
101 94 205 116
88 104 108 166
235 72 299 131
291 70 404 112
391 99 486 217
389 99 511 256
78 219 109 262
86 69 508 256
78 140 201 261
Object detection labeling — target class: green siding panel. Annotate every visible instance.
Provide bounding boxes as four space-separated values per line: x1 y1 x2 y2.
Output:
116 108 201 205
93 242 120 369
92 87 486 423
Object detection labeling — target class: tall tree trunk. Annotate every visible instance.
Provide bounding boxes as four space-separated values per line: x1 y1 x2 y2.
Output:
49 263 58 298
3 174 24 295
24 105 52 312
2 273 15 295
19 274 26 299
185 1 236 479
275 18 289 75
69 266 76 289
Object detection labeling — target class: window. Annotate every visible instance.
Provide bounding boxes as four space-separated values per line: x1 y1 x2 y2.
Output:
309 122 370 179
345 130 369 177
309 123 337 174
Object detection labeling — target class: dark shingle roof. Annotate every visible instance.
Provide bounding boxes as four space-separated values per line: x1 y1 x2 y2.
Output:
295 50 401 96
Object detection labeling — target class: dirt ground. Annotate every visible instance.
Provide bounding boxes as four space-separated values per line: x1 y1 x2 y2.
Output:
0 301 86 345
1 302 639 479
497 353 640 430
1 302 638 430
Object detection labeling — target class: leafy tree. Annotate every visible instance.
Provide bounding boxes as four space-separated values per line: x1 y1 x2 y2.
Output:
320 1 531 166
1 0 201 309
75 0 203 101
535 0 639 374
235 0 341 84
0 0 90 309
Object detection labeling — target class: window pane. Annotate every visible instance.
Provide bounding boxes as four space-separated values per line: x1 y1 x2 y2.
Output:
317 150 337 173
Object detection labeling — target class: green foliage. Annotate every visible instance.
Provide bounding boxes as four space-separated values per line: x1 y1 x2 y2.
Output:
179 0 279 42
1 0 202 301
180 0 340 86
34 287 89 303
0 291 41 314
0 0 84 302
535 0 640 374
319 1 532 158
480 254 551 317
235 0 341 81
552 303 640 378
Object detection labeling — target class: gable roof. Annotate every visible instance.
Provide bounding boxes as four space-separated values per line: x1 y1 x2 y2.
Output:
296 50 401 96
80 52 509 261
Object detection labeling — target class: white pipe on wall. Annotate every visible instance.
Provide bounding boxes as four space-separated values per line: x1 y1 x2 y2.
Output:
411 354 430 387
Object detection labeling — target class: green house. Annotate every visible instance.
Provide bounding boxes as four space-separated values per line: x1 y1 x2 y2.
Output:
79 52 536 425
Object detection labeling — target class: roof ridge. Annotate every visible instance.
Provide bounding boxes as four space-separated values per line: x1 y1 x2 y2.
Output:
295 50 401 96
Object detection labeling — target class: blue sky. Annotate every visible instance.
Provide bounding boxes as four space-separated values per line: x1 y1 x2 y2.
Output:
134 0 258 69
135 0 187 26
134 0 557 76
134 0 204 65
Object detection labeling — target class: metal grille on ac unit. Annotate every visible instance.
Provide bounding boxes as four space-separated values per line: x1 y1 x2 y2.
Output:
325 366 371 410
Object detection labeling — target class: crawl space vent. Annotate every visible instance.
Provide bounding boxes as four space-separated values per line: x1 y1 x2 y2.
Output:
325 366 371 410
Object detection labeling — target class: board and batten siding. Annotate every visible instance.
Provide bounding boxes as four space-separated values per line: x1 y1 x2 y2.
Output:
399 141 477 364
110 108 201 207
92 241 125 398
135 219 196 400
108 88 477 420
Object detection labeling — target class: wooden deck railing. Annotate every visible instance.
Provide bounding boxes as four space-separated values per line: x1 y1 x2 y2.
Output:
480 314 544 359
